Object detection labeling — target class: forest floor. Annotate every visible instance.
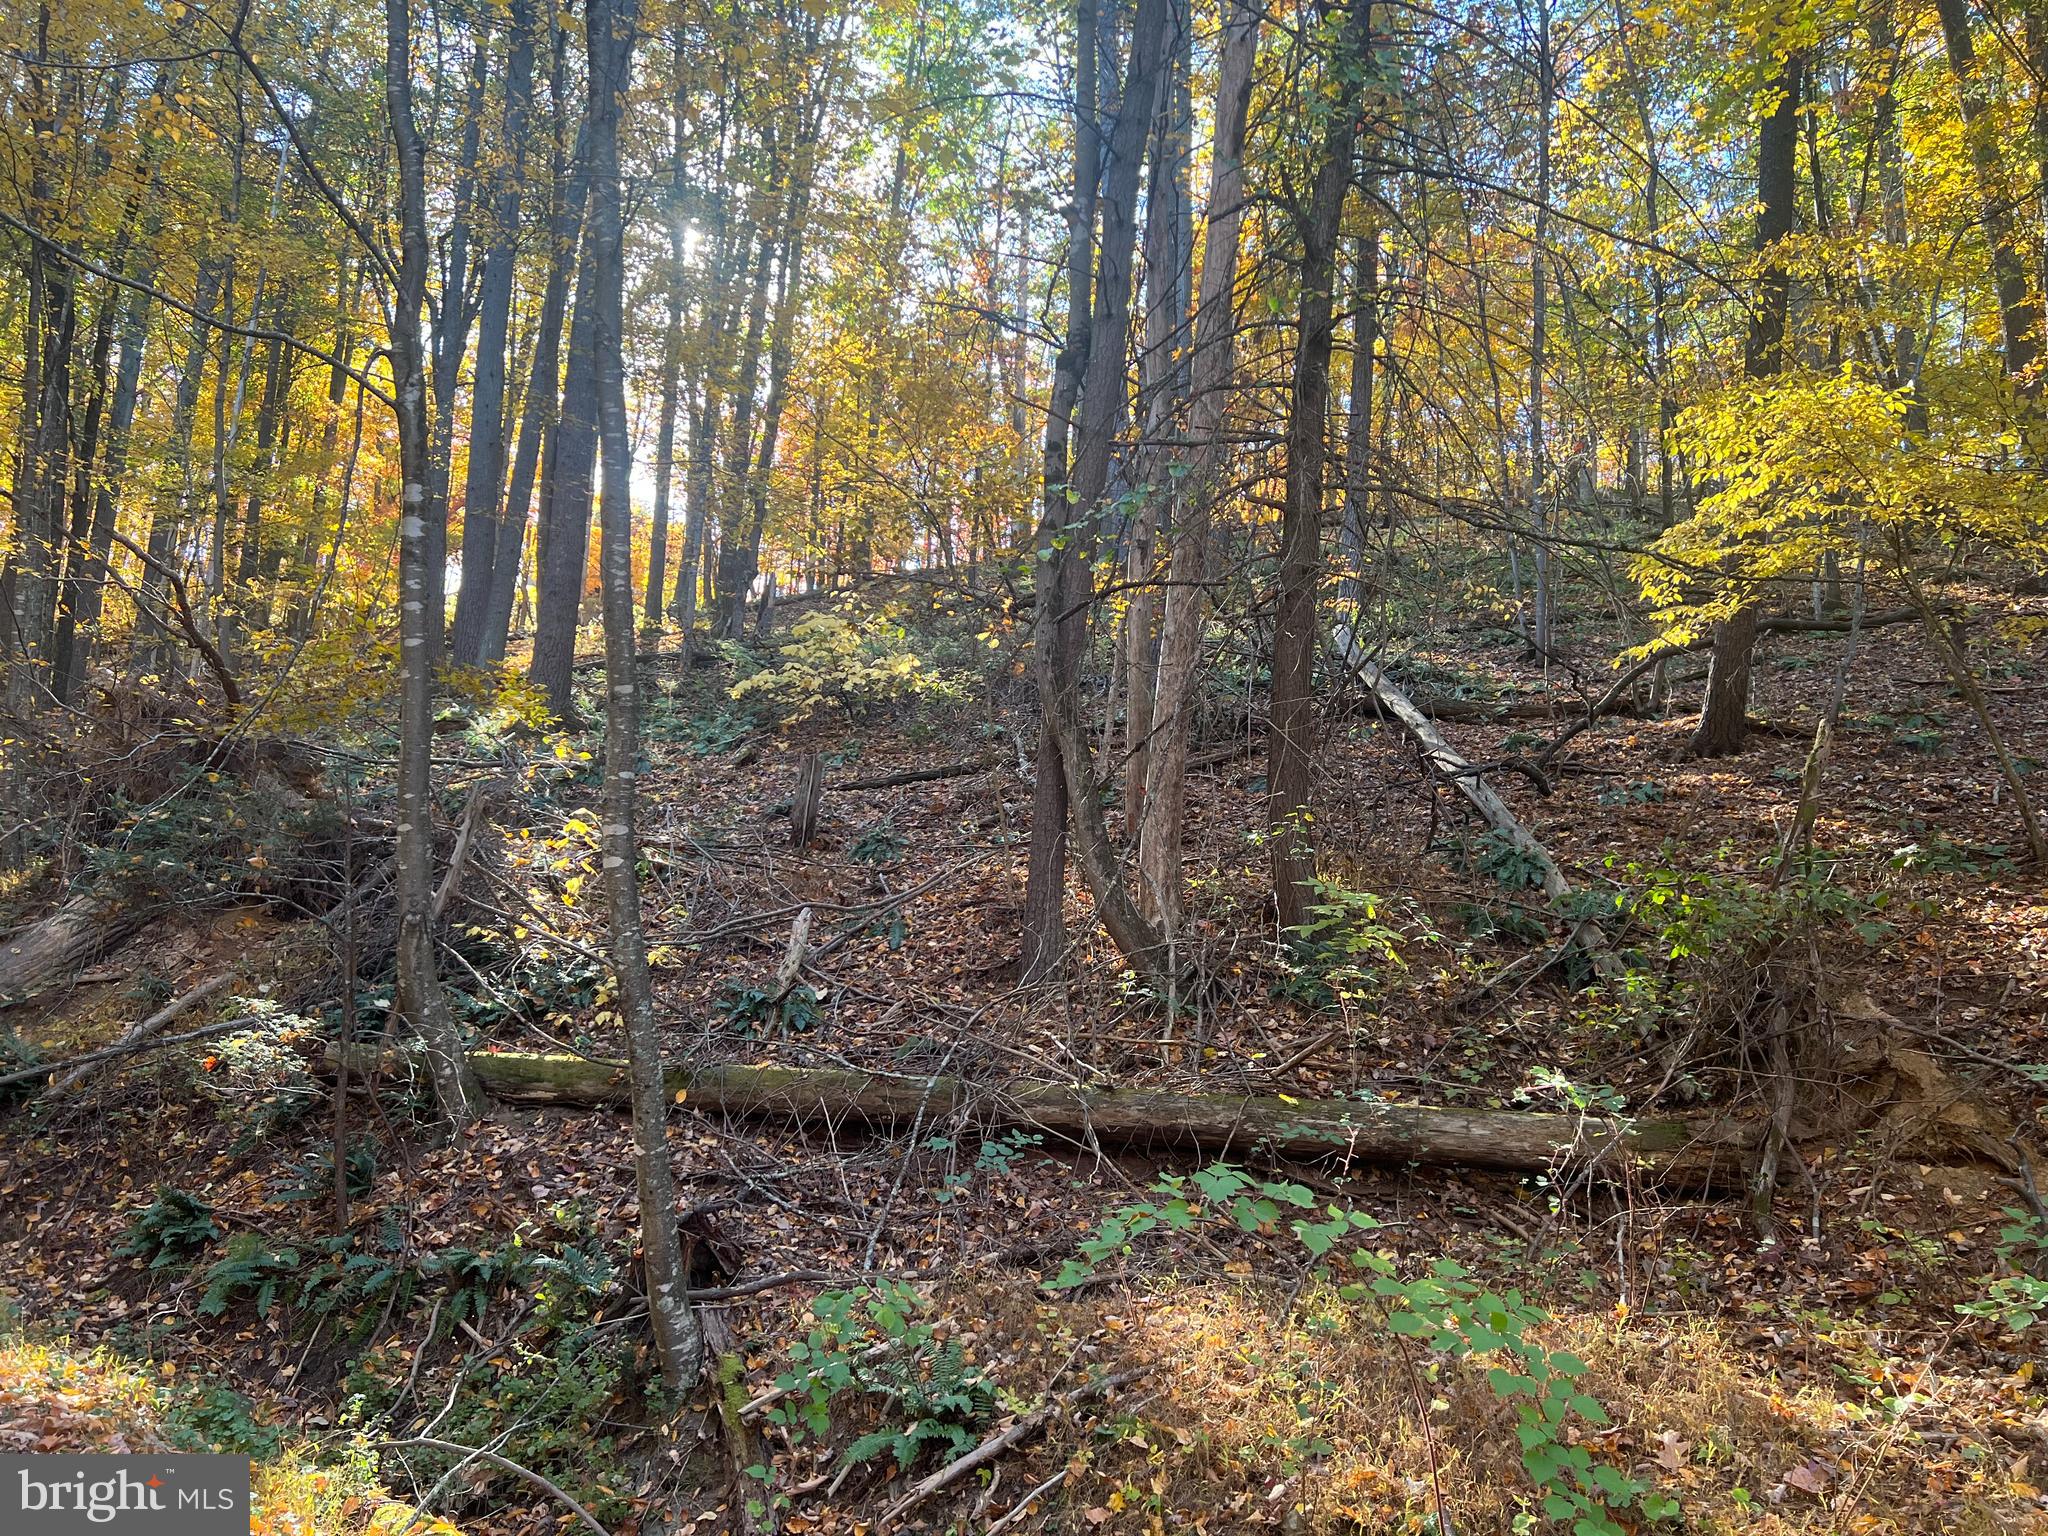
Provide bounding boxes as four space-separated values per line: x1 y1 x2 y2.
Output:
2 579 2047 1535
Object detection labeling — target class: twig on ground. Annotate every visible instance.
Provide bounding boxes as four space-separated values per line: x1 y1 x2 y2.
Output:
44 973 233 1094
375 1437 611 1536
0 1015 258 1089
877 1369 1143 1531
983 1466 1071 1536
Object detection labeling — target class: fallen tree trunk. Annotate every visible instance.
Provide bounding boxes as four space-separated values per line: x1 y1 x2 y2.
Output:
1394 606 1943 726
1334 626 1614 965
0 894 149 1006
408 1048 1755 1181
44 973 232 1094
0 1015 257 1090
1405 693 1640 722
832 754 1001 792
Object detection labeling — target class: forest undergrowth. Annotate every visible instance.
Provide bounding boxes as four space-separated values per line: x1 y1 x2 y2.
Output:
3 567 2045 1536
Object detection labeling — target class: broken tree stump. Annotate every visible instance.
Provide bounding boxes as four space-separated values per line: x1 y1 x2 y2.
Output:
790 753 825 848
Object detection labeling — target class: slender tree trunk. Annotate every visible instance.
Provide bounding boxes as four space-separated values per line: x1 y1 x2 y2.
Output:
1135 0 1258 930
9 17 76 714
450 0 537 666
1122 0 1192 843
1932 0 2042 398
734 138 829 625
528 129 608 719
137 260 225 666
484 52 589 665
54 277 151 699
711 226 776 638
1615 0 1675 523
1526 0 1554 654
580 0 700 1396
671 188 748 641
645 39 688 628
388 0 480 1126
52 226 131 705
230 318 291 636
1872 0 1920 425
1269 0 1371 933
424 43 491 664
1028 0 1174 982
1019 0 1103 984
1691 42 1801 758
671 367 717 642
1339 216 1381 613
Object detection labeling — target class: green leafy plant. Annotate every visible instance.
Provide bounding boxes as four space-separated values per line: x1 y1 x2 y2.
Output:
764 1281 1000 1476
730 610 947 723
1958 1207 2048 1332
1888 833 2013 876
121 1189 221 1271
1285 881 1410 1006
644 697 755 755
1048 1164 1676 1534
927 1129 1046 1203
199 1235 301 1317
1475 829 1551 891
1454 901 1551 945
840 1337 996 1471
274 1142 377 1203
422 1243 535 1328
850 816 907 866
1367 1259 1660 1533
715 979 823 1036
1596 780 1665 808
165 1384 282 1459
1604 851 1904 959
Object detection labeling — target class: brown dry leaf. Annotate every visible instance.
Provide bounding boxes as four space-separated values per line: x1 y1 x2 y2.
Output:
1654 1429 1691 1474
1782 1460 1832 1496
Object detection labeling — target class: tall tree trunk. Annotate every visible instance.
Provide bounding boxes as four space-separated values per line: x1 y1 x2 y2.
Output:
528 132 609 720
671 189 748 642
388 0 481 1126
1615 0 1675 523
483 44 589 665
52 231 130 705
1526 0 1554 654
230 316 291 636
450 0 537 667
671 367 717 641
423 42 491 665
1028 0 1174 983
711 225 777 638
1269 0 1371 933
1122 0 1192 843
1871 0 1920 425
644 35 689 628
137 259 225 667
1134 0 1258 930
581 0 699 1396
8 14 76 714
1933 0 2042 398
54 277 152 700
1690 41 1801 758
1019 0 1103 984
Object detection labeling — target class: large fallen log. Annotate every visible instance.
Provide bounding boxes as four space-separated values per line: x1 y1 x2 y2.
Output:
422 1048 1755 1181
0 894 149 1007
